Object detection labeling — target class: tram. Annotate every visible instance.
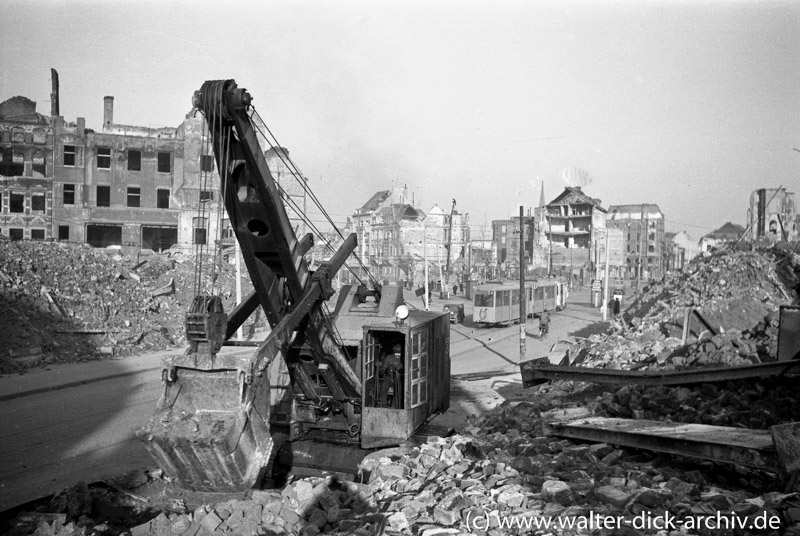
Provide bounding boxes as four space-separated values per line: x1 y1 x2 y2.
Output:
473 280 566 325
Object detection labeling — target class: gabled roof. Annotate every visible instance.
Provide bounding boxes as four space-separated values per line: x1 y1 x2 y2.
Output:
357 190 390 214
375 204 420 223
549 187 603 208
704 222 745 239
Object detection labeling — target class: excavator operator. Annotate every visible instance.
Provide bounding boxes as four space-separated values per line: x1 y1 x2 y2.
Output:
378 343 403 408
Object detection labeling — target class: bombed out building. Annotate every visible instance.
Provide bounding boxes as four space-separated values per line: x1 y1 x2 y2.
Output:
0 96 54 241
51 96 222 254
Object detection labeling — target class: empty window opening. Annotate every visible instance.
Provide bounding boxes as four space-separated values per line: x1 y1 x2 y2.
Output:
157 189 170 209
157 152 171 173
86 224 122 248
10 192 24 213
58 226 70 241
9 228 23 240
193 217 207 245
127 187 140 208
31 194 45 212
201 154 214 172
63 184 75 205
97 186 110 207
97 147 111 169
31 229 45 240
128 150 141 171
63 145 76 166
141 226 178 252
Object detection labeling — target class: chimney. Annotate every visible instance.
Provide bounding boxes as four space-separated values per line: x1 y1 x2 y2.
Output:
50 68 60 117
103 96 114 125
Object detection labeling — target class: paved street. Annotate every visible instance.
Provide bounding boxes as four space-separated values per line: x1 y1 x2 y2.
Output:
0 287 606 511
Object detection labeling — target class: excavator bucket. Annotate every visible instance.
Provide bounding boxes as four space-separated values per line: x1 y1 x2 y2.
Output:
137 354 273 492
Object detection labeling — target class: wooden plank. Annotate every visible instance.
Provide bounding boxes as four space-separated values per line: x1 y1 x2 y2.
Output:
545 416 777 471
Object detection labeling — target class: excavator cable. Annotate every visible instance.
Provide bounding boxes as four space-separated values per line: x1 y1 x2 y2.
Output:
249 108 381 288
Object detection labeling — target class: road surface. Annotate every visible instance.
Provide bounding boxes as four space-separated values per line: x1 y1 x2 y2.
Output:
0 288 605 511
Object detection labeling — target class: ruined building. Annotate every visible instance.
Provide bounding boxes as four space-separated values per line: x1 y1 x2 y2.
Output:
1 73 305 255
0 96 53 240
607 203 666 281
51 95 223 254
545 187 607 284
746 187 797 242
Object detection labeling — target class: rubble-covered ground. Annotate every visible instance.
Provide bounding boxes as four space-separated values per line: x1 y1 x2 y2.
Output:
3 240 800 536
569 241 800 372
0 241 260 373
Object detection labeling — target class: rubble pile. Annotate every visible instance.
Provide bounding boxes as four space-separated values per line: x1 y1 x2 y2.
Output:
0 241 257 372
571 242 800 372
12 416 800 536
593 378 800 429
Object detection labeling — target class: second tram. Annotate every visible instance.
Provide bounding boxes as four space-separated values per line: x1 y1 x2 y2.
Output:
473 280 566 325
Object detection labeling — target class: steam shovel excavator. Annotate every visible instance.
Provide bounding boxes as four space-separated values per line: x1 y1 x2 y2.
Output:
137 80 450 492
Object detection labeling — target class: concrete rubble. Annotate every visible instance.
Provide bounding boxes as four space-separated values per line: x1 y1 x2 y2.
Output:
565 242 800 373
0 241 260 373
9 422 800 536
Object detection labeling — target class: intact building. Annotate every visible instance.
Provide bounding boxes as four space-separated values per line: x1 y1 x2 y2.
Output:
607 203 666 281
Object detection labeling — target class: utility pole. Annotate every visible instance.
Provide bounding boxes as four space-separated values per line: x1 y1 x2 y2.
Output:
637 204 644 289
547 211 553 276
445 199 456 288
423 222 429 311
602 227 610 321
519 205 526 361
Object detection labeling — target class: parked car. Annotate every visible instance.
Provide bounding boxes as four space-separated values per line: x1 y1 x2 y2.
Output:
442 303 465 323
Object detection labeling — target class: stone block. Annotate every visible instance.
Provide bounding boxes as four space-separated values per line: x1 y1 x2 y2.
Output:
541 480 573 505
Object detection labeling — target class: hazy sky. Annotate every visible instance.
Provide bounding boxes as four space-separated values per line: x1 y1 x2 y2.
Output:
2 0 799 239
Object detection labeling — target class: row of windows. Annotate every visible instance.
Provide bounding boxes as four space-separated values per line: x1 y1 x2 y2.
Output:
7 224 210 245
5 228 47 240
2 129 48 145
62 184 213 208
0 192 47 213
63 145 185 173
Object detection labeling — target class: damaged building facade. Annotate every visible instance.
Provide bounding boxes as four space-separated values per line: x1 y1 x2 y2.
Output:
545 187 607 284
51 96 223 254
348 185 470 286
746 187 797 242
0 97 54 241
607 203 666 281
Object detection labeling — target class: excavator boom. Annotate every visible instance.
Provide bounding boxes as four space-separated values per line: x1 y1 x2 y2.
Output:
138 80 360 491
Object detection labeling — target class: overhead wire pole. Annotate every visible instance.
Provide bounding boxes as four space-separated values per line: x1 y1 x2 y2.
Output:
519 205 526 362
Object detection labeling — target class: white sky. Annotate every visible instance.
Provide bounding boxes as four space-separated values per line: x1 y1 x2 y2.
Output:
2 0 799 240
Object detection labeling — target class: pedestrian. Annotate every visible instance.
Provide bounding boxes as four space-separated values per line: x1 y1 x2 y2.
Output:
459 282 464 294
453 284 458 296
539 309 551 338
613 297 621 317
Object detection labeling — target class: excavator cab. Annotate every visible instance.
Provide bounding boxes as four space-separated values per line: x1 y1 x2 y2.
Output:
360 313 451 449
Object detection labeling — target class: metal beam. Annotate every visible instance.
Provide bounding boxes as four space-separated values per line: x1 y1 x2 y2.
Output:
545 416 777 471
520 360 800 388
